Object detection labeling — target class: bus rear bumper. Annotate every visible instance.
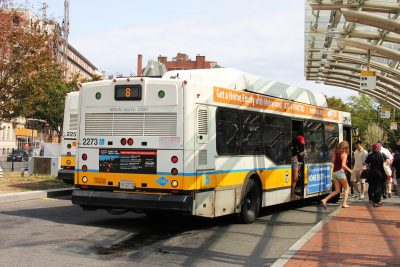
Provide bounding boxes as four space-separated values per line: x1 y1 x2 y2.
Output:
72 189 193 213
58 169 74 184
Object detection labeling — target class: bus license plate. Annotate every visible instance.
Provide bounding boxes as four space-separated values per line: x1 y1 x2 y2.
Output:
119 180 135 189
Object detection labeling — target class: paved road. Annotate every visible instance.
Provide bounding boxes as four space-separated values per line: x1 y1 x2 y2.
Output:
0 195 337 267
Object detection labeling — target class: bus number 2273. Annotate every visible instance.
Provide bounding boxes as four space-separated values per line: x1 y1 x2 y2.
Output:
82 138 98 145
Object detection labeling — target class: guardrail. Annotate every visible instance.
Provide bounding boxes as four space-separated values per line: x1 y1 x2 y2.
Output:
0 156 29 172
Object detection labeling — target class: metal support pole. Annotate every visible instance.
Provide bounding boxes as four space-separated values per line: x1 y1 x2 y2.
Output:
11 148 14 172
367 49 371 71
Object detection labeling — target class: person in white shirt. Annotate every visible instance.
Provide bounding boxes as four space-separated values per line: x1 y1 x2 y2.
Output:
379 142 394 198
351 140 368 199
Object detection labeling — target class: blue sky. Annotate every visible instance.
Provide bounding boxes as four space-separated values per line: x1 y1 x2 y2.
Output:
15 0 356 99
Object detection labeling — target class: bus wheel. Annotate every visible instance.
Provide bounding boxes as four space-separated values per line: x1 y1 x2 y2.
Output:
239 179 260 224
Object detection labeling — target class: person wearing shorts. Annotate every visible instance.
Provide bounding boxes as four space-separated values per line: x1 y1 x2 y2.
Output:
351 141 368 200
321 141 352 209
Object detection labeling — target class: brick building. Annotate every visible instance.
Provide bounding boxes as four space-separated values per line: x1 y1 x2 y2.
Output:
157 53 219 71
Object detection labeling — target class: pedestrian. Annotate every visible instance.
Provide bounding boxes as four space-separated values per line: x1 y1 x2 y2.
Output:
351 140 368 200
365 143 388 207
291 134 306 200
379 141 393 198
392 145 400 196
321 141 352 209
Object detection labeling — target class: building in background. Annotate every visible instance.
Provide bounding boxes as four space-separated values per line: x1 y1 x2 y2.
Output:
137 53 220 77
0 8 101 155
158 53 220 71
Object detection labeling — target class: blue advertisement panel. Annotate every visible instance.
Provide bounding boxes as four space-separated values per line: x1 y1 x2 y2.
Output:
307 164 332 194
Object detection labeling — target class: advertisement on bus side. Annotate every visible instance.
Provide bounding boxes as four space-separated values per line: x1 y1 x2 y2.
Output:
307 164 332 194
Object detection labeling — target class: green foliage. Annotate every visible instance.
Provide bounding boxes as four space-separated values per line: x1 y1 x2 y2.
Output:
0 7 77 132
326 96 350 112
363 122 387 148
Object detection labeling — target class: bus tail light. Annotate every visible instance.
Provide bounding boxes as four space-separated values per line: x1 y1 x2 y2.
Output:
67 152 71 157
82 176 88 183
82 154 87 161
128 138 134 145
171 168 178 175
171 180 178 187
80 185 88 189
121 138 127 145
171 156 178 163
82 165 88 172
67 144 72 149
66 160 71 165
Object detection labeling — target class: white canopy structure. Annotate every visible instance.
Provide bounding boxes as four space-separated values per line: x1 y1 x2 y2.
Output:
305 0 400 109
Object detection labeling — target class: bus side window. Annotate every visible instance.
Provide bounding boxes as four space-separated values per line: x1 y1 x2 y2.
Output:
304 121 324 163
216 108 240 155
324 123 339 162
263 115 291 164
241 111 262 155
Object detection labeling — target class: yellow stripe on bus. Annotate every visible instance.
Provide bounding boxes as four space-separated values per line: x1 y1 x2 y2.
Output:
76 167 292 192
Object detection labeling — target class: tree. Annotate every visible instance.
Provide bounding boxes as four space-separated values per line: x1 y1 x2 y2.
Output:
0 4 77 134
363 122 387 148
347 94 378 140
326 96 350 112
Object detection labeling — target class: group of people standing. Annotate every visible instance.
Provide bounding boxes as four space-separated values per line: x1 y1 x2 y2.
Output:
321 140 400 209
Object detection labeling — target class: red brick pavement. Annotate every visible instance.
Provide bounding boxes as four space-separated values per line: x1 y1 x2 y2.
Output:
284 200 400 267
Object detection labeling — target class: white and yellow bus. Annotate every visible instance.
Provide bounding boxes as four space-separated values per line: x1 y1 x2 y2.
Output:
58 91 79 184
72 69 351 223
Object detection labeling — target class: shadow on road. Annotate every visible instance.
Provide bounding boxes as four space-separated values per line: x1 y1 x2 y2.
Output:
0 195 334 266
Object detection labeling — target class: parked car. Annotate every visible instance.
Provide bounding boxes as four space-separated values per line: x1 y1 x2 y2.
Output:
7 150 29 162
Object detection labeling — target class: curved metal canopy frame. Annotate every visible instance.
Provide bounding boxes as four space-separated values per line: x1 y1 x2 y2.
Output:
305 0 400 110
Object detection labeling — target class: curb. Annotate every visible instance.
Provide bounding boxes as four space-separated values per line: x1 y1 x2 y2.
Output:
271 204 342 267
0 188 74 204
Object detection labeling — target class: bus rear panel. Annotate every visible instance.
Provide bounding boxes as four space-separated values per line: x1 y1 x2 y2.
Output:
58 91 79 184
72 78 193 213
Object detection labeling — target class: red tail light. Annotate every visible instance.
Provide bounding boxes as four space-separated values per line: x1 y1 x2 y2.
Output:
171 168 178 175
82 154 87 160
67 144 72 149
128 138 134 145
67 152 71 157
171 156 178 163
82 165 88 172
121 138 127 145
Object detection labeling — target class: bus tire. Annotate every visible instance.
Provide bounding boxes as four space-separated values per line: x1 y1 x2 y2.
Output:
239 179 260 224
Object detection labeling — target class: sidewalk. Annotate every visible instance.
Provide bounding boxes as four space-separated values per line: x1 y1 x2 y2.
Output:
283 196 400 266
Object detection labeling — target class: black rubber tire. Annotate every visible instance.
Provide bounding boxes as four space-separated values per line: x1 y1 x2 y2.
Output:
239 179 261 224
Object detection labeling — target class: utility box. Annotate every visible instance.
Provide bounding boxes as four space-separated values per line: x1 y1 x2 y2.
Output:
28 157 61 176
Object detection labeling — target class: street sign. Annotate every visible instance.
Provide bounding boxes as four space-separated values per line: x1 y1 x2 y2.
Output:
390 122 397 130
380 109 390 119
360 70 376 90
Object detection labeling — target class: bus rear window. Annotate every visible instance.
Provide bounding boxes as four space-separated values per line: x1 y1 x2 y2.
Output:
114 85 142 101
